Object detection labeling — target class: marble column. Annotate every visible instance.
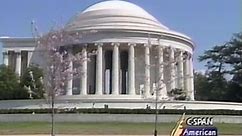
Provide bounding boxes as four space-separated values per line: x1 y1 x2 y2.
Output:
144 44 151 97
3 51 9 66
15 51 21 76
177 51 184 89
128 43 136 95
66 59 73 96
184 53 190 95
27 51 33 67
189 55 195 100
170 48 176 90
80 47 87 95
95 43 103 95
112 43 120 95
158 46 167 97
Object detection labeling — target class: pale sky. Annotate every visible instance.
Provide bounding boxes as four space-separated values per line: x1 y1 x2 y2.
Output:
0 0 241 70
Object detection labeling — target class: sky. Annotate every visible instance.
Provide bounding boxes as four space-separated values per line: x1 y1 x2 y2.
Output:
0 0 241 71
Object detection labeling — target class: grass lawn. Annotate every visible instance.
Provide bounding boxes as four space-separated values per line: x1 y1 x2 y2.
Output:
0 122 241 135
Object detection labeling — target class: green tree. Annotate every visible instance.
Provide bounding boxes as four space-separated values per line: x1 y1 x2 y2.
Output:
194 72 211 100
206 71 228 101
198 44 230 74
198 32 242 102
222 33 242 101
198 45 229 101
20 65 45 99
0 65 28 100
194 71 228 101
225 80 242 102
226 33 242 76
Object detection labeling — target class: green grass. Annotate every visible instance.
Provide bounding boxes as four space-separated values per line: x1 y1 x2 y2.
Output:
0 122 241 135
214 123 242 135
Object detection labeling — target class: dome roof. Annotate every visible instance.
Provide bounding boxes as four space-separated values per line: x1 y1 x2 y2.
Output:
65 0 169 32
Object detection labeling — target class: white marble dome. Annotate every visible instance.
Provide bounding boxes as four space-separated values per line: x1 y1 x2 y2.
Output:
65 0 169 32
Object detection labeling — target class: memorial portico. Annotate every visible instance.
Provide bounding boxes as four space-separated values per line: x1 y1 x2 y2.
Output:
3 51 28 75
0 0 195 101
46 42 193 100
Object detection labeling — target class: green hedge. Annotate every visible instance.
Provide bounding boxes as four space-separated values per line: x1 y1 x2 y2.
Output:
0 108 242 115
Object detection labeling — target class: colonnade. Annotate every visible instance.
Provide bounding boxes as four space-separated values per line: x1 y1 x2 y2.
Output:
2 43 194 100
63 43 194 100
2 50 33 76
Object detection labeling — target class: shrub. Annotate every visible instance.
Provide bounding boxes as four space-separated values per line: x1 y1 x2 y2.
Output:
0 108 241 115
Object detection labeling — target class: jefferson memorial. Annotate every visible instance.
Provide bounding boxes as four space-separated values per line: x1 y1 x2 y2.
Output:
0 0 195 102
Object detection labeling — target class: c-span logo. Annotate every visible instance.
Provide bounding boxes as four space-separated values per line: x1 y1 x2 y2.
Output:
171 114 218 136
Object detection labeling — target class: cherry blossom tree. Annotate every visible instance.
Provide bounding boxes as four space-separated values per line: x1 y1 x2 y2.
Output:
36 28 95 136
